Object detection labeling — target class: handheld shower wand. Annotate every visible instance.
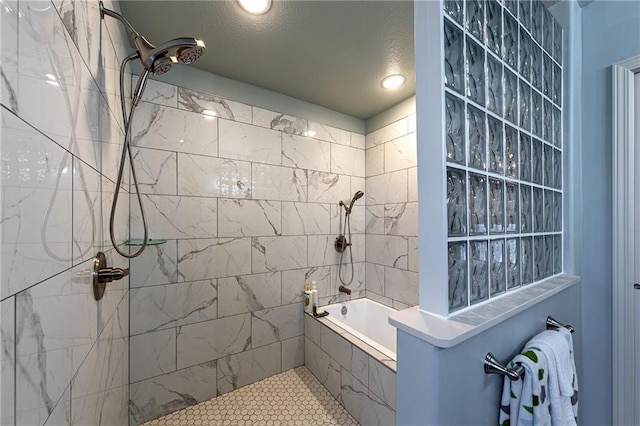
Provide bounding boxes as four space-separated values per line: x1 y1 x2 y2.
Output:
335 191 364 287
100 2 205 258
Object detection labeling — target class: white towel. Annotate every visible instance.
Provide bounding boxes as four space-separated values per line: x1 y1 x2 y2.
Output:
527 330 576 426
499 349 552 426
556 327 579 421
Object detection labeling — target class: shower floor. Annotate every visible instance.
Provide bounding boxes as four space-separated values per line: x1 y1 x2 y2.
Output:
142 366 359 426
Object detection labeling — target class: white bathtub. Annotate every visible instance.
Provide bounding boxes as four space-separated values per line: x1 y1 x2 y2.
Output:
323 298 397 361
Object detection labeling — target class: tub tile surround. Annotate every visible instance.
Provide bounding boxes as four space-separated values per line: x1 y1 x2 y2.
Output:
127 78 370 424
1 0 132 424
305 314 397 425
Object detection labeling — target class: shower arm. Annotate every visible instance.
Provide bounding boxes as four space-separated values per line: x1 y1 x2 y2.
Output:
99 1 141 42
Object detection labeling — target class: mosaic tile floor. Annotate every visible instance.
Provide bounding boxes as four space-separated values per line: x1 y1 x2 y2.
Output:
142 366 359 426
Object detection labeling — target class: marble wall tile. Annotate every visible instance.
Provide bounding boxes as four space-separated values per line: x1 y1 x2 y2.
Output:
178 238 251 281
330 262 366 294
102 175 130 249
341 368 395 426
408 237 419 272
131 101 218 156
130 280 218 335
252 303 304 348
408 167 418 202
71 384 128 426
139 79 178 107
218 199 281 237
251 236 307 273
351 132 366 149
178 87 252 124
385 133 417 172
331 144 365 177
308 122 351 146
129 361 217 425
131 148 177 195
331 204 365 235
367 118 409 149
366 170 408 205
282 133 331 172
1 297 15 425
130 240 179 288
408 113 417 133
308 171 351 203
217 272 282 318
72 158 102 264
176 314 251 369
252 108 307 135
252 164 308 202
281 335 305 371
366 235 408 269
366 205 386 234
130 328 176 383
219 119 282 165
385 268 419 306
1 0 18 112
321 328 369 386
368 357 396 409
44 387 70 426
177 154 251 199
131 195 218 240
1 109 73 298
216 341 281 395
281 202 331 235
308 235 341 267
366 263 386 296
304 337 341 399
281 266 332 300
304 314 322 345
385 202 419 236
366 145 385 177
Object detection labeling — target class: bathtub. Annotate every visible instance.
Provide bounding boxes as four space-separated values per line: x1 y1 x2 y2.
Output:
305 298 398 425
323 298 397 361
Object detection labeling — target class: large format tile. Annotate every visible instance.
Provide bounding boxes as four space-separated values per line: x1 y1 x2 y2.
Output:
129 361 217 425
72 158 103 263
251 303 304 348
308 121 351 146
176 314 251 369
130 240 179 288
281 336 305 371
282 133 331 172
281 202 331 235
0 1 18 112
384 202 419 237
331 144 365 177
218 199 281 237
130 328 176 383
178 87 252 124
366 118 408 149
130 280 218 335
304 337 341 399
251 164 307 202
252 108 307 135
216 341 281 394
1 297 15 425
217 272 282 318
385 133 417 172
307 171 351 203
131 148 177 195
218 119 281 165
1 108 73 298
178 238 252 281
177 154 252 199
131 101 218 156
366 170 408 205
340 368 395 426
369 358 397 410
251 236 307 273
365 235 408 269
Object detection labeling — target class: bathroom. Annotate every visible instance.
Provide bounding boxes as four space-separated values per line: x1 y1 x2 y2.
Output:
0 0 638 425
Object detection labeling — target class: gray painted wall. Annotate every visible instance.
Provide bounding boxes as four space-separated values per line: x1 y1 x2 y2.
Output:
396 285 581 425
580 1 640 424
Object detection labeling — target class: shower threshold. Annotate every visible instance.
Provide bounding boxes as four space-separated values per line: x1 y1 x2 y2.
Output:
141 366 358 425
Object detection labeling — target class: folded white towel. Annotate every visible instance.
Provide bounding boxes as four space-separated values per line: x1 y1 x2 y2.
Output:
556 327 579 421
527 330 576 426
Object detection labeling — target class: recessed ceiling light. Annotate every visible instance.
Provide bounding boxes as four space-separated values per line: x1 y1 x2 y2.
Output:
381 74 406 90
237 0 272 15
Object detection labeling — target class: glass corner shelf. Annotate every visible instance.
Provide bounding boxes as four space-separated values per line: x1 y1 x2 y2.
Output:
125 238 167 246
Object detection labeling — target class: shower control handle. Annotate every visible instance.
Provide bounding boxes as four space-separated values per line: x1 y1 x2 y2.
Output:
92 252 129 301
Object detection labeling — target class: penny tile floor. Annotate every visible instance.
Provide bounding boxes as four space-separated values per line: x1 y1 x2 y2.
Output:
142 366 359 425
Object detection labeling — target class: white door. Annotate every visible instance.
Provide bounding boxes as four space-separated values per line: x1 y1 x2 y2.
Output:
635 71 640 425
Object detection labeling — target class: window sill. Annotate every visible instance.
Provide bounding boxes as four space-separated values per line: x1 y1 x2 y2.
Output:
388 274 580 348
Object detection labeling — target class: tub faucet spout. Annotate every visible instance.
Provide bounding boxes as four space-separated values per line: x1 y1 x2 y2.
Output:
338 285 351 295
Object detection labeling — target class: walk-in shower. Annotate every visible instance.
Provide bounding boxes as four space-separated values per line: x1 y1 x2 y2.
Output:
335 191 364 287
100 1 205 258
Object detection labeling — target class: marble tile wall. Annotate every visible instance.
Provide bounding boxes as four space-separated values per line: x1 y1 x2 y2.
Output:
1 0 132 425
365 113 419 309
127 78 367 424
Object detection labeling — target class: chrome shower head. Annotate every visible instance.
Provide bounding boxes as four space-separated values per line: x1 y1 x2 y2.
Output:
347 190 364 213
100 2 206 76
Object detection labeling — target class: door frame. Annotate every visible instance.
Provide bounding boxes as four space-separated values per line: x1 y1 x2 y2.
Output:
612 55 640 425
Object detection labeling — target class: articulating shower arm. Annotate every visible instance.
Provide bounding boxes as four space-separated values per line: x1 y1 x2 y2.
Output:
99 1 140 42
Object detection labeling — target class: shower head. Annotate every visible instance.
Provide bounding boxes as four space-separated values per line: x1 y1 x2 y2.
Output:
348 191 364 213
100 2 206 76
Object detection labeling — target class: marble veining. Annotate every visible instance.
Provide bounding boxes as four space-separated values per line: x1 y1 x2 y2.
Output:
178 87 252 124
252 108 307 135
216 342 281 395
218 199 281 237
217 272 281 318
177 238 251 281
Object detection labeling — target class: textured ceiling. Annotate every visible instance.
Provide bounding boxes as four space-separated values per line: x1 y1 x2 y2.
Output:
119 1 415 119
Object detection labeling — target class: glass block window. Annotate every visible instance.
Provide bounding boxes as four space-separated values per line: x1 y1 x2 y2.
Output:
443 0 563 314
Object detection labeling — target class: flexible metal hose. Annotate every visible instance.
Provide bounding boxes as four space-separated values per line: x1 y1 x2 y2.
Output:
109 55 149 258
338 210 355 286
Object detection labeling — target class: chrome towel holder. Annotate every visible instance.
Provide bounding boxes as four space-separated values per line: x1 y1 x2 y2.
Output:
483 315 575 381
